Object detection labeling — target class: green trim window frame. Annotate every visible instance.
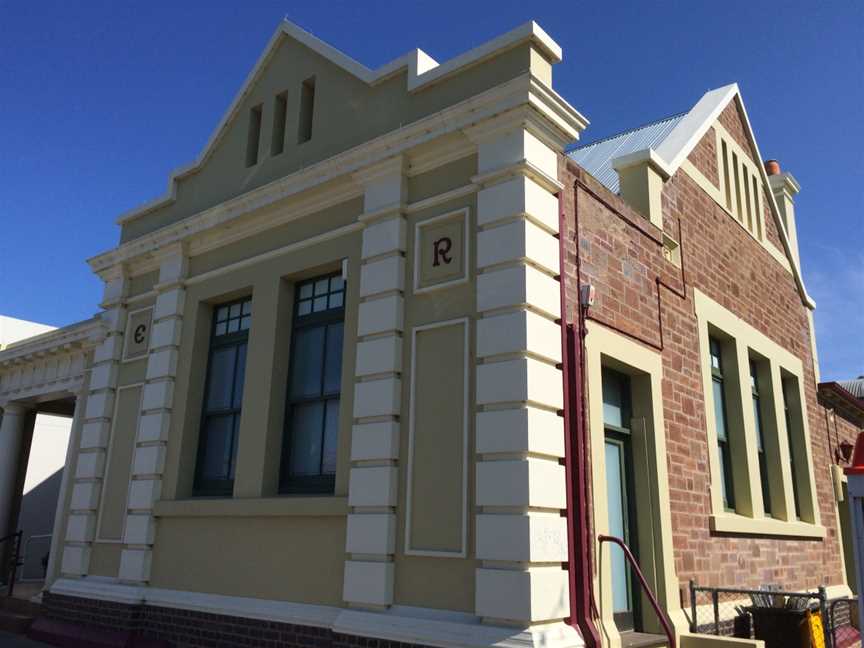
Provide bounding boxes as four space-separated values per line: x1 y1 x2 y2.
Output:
280 273 346 494
710 337 736 511
193 297 252 496
749 359 772 516
782 378 803 519
601 368 641 633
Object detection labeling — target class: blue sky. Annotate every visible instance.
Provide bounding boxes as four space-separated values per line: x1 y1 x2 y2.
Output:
1 1 861 379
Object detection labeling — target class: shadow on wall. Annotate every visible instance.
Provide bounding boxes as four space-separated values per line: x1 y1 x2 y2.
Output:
16 467 63 581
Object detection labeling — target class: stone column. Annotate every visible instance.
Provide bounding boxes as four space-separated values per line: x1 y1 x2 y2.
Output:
120 243 187 583
469 119 578 643
342 157 407 608
0 402 31 540
61 267 127 577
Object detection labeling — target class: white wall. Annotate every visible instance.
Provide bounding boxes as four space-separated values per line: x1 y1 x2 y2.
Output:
0 314 56 348
23 414 72 495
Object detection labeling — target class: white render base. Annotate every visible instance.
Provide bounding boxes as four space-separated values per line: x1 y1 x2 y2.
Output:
49 578 586 648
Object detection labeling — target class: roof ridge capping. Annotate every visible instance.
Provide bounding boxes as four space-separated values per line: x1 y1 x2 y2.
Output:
604 82 815 310
611 83 739 178
281 18 563 92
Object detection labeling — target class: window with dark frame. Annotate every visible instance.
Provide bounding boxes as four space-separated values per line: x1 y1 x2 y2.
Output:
710 337 736 511
297 76 315 144
782 378 803 519
750 359 772 516
271 92 288 156
193 297 252 496
245 105 262 167
280 273 345 494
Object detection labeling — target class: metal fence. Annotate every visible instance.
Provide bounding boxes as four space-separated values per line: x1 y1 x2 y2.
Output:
689 581 834 648
829 597 859 648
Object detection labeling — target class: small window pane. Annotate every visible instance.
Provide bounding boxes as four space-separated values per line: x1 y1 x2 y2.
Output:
314 279 328 295
321 399 340 475
229 303 241 318
207 347 237 410
313 296 328 312
330 276 345 292
233 343 247 409
297 300 312 316
323 322 344 394
753 399 764 452
199 415 236 481
240 315 251 331
709 338 722 371
602 370 629 429
289 402 325 476
215 321 227 336
299 283 313 299
712 379 727 441
290 327 325 399
227 318 239 333
216 307 229 322
241 300 252 315
718 446 730 505
329 292 344 309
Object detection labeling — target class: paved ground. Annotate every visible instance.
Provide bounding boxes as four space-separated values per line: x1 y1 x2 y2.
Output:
0 631 52 647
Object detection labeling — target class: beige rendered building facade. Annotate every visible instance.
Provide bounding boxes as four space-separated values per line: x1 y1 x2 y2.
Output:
0 17 853 648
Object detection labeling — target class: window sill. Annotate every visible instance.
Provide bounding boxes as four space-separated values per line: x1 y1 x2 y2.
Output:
709 513 825 538
153 496 348 519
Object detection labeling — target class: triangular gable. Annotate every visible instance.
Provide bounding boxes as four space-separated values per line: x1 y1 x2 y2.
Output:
116 19 562 226
613 84 813 309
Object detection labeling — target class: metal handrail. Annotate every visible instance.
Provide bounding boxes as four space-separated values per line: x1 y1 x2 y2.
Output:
599 534 676 648
0 530 23 597
18 533 52 583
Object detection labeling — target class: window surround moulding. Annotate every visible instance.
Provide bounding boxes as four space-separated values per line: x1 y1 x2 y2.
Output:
709 512 825 538
677 124 792 276
694 287 822 537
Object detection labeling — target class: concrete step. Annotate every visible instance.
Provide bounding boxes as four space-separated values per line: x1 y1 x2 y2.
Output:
621 631 669 648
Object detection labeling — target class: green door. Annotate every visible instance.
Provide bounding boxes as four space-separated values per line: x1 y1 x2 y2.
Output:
605 430 640 631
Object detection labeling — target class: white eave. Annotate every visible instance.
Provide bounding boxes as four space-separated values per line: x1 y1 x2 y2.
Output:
115 19 563 227
609 83 815 310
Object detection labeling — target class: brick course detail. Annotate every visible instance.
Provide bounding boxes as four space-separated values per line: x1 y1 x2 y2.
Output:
42 592 436 648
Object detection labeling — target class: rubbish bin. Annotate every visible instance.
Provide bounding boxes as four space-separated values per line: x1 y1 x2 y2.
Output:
747 606 810 648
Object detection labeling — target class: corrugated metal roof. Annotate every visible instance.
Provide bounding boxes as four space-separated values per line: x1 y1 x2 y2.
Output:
567 113 686 194
839 378 864 400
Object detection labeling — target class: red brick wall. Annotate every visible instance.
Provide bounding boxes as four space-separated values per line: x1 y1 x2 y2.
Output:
560 102 846 595
687 126 719 188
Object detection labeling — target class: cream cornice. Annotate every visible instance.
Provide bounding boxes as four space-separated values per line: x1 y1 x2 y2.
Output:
114 20 564 228
769 171 801 197
0 317 103 366
91 72 585 277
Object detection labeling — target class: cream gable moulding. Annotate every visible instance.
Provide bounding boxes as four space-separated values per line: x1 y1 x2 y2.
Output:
90 72 587 277
609 83 813 309
113 20 564 228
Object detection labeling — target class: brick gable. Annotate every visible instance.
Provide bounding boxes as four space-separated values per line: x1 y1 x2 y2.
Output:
563 153 844 593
